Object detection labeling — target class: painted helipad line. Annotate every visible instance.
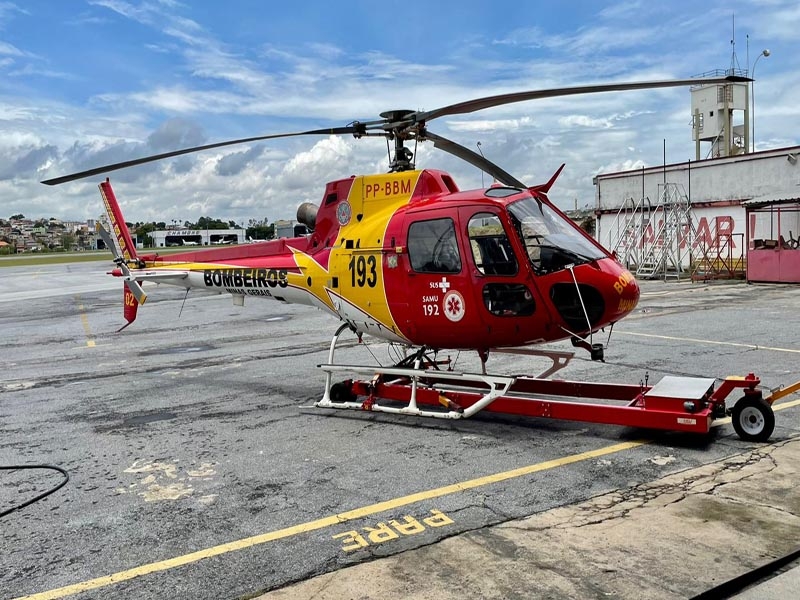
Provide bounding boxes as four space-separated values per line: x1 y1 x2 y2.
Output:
14 440 646 600
618 331 800 354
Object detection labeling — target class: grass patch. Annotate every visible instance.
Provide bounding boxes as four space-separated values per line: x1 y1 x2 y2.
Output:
0 252 113 267
0 246 206 268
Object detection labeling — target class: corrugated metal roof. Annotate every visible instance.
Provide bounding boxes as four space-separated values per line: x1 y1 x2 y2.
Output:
741 192 800 208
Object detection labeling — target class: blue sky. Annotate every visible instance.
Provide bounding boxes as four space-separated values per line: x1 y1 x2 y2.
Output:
1 0 797 225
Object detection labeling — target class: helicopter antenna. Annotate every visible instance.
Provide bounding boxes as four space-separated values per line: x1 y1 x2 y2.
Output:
476 142 485 188
729 14 742 73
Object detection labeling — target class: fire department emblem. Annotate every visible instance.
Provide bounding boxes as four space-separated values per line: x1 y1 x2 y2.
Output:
443 290 465 322
336 200 352 226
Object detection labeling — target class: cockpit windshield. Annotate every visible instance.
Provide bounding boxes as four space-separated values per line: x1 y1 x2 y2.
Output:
508 197 606 274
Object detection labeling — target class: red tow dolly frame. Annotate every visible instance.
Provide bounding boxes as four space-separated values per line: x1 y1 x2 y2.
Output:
318 365 779 442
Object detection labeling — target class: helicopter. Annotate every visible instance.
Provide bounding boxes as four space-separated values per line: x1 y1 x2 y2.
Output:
42 74 777 441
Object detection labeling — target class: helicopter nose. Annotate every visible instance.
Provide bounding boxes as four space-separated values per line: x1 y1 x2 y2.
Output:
546 261 640 335
608 267 640 321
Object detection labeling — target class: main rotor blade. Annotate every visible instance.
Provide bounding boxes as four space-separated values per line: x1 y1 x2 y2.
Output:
414 76 749 123
41 126 361 185
424 130 526 189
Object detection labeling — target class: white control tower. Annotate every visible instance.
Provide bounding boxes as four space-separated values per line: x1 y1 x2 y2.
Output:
691 70 750 160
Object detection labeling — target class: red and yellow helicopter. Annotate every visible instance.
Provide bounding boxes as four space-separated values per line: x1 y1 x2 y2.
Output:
44 74 777 441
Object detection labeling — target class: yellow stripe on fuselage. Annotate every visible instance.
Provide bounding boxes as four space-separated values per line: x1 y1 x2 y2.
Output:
326 171 421 330
286 249 338 313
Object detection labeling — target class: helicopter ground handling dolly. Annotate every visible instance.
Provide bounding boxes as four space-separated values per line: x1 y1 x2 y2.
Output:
315 326 795 442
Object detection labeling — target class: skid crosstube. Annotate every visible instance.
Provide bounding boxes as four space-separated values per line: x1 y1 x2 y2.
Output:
317 364 763 436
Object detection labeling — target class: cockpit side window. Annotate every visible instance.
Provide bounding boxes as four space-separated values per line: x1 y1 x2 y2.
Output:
408 218 462 274
467 212 518 276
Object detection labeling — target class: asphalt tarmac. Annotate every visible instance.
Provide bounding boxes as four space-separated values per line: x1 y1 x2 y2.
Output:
1 261 798 600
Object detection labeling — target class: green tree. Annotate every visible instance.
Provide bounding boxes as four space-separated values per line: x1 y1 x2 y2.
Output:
194 216 229 230
61 232 76 250
134 222 157 248
246 221 274 240
580 216 596 236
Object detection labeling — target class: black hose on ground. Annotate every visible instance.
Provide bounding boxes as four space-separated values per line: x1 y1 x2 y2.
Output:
0 464 69 518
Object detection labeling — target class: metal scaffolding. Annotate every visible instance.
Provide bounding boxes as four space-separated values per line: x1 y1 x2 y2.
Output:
609 183 695 280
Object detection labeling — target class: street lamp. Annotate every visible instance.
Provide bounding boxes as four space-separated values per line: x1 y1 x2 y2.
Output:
751 48 771 153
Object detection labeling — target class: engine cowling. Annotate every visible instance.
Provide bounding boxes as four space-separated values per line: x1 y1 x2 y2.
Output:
296 202 318 232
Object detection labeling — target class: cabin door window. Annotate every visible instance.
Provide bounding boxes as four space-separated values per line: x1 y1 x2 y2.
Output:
466 212 535 317
407 218 462 274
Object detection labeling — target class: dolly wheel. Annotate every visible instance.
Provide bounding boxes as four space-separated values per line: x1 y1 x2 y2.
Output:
330 381 357 404
731 396 775 442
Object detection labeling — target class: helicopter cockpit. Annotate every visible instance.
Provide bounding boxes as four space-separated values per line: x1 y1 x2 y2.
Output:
508 197 606 275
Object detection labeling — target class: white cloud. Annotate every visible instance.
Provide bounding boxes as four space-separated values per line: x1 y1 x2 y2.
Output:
0 40 24 56
278 136 355 191
7 63 77 79
1 0 797 227
446 117 536 133
558 115 614 129
0 1 28 24
88 0 154 25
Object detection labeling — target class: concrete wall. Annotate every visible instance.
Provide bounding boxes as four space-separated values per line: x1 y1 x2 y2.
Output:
597 204 747 262
594 146 800 211
593 146 800 264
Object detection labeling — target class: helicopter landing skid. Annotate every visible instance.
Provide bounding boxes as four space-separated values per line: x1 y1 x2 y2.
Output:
315 326 777 441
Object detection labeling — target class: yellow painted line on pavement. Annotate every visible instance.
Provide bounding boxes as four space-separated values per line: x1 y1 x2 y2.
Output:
774 398 800 410
618 331 800 354
74 295 96 348
13 440 646 600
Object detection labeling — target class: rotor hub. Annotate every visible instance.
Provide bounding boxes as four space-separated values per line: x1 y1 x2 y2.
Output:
379 109 415 123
